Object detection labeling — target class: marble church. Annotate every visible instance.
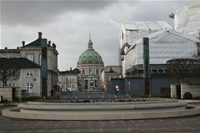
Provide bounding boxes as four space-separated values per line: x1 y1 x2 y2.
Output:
77 37 104 90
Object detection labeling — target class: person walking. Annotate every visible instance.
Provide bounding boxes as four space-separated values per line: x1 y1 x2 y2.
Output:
50 89 55 96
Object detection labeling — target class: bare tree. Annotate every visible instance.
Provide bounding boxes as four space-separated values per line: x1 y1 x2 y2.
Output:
166 58 200 84
0 58 20 87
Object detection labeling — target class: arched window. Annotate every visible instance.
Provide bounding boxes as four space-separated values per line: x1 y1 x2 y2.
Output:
96 69 99 75
82 69 85 75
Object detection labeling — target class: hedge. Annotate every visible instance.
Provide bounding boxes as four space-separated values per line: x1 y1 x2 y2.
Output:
132 94 171 98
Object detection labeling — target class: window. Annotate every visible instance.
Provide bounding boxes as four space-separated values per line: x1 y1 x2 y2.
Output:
82 69 85 75
62 77 64 82
108 76 111 81
39 54 42 65
72 78 74 82
27 70 33 76
72 84 74 88
89 69 93 76
27 83 33 93
1 56 6 58
8 83 15 87
96 69 99 75
9 71 16 76
27 54 34 62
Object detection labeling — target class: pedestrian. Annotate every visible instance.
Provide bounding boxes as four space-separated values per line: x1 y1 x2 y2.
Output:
115 88 119 96
69 86 72 95
50 89 55 97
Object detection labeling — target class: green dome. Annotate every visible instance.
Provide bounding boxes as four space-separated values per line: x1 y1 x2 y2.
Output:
77 39 104 65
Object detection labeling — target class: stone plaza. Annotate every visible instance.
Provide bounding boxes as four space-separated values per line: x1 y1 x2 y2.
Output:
1 104 200 133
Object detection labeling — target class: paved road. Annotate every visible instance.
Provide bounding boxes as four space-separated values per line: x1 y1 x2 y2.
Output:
0 106 200 133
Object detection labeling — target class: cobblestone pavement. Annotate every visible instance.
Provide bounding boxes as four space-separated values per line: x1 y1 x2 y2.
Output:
0 106 200 133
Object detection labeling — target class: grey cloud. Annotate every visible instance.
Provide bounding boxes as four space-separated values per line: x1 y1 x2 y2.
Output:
1 0 194 70
1 1 113 26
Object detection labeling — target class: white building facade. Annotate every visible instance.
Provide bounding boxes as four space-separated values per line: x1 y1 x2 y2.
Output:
121 29 199 77
172 0 200 39
119 21 173 66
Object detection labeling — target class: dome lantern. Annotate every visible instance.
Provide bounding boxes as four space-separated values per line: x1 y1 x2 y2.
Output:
88 33 93 49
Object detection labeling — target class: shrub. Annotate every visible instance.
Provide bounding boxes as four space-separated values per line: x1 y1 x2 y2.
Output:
151 94 171 98
132 94 149 98
21 96 42 101
14 97 20 102
183 92 193 99
132 94 171 98
46 96 60 100
193 96 200 100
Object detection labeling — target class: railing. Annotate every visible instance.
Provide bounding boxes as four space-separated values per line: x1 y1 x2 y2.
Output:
60 90 129 99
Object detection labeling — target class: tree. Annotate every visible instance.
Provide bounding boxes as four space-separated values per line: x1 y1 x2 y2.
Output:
166 58 200 84
0 58 20 87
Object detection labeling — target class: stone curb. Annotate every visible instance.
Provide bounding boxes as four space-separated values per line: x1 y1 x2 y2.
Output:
181 100 200 103
0 103 19 106
2 104 200 120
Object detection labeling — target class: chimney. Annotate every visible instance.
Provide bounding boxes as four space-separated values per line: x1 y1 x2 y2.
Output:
22 41 25 46
38 32 42 39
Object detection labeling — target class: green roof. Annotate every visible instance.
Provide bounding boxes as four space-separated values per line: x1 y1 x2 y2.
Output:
77 40 104 65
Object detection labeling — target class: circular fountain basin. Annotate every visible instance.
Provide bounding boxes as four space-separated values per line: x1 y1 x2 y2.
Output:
2 98 200 120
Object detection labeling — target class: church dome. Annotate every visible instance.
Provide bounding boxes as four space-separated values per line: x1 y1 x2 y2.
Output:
77 39 104 65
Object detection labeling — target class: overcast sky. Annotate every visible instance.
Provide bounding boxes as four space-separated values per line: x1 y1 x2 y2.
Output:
0 0 193 71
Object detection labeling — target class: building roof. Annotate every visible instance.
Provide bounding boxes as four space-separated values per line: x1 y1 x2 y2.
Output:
23 38 42 47
105 67 117 73
9 58 41 68
0 49 20 53
120 21 173 49
77 39 104 65
123 21 173 31
59 68 80 75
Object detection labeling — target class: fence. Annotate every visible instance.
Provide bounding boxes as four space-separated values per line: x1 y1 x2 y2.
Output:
60 90 128 99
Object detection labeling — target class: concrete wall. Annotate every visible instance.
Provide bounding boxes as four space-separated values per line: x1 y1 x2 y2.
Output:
170 83 200 99
125 78 144 95
109 75 178 95
151 77 177 94
170 84 177 98
181 83 200 98
0 87 21 101
107 79 124 94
